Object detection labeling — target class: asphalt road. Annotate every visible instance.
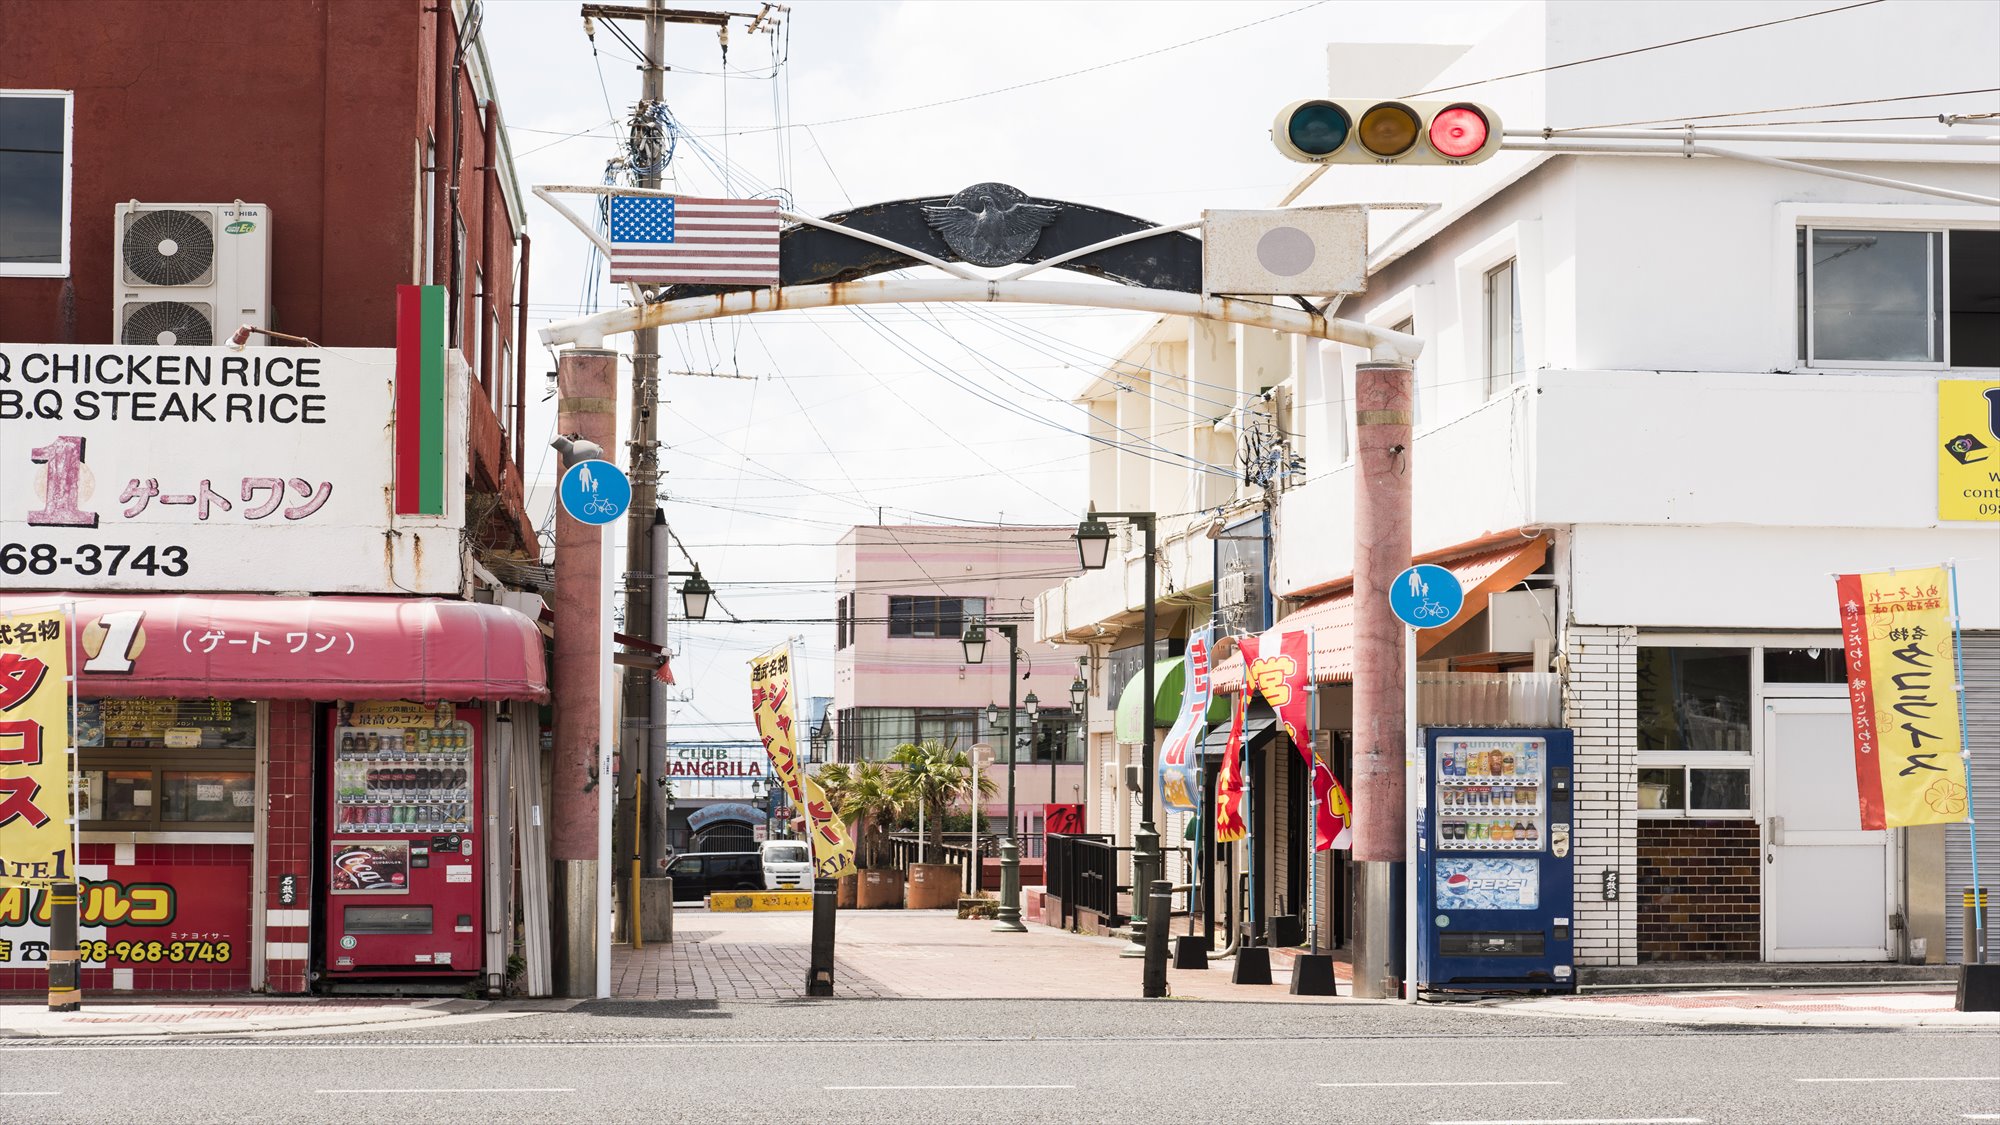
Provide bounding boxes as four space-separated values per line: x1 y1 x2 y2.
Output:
1 1000 1995 1124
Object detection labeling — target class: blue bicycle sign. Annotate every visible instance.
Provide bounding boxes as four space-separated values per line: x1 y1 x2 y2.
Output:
559 459 631 526
1390 564 1464 629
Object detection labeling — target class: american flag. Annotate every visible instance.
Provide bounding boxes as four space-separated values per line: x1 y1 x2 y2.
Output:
607 194 781 286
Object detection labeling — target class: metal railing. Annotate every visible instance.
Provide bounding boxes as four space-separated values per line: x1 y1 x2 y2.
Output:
1045 832 1118 931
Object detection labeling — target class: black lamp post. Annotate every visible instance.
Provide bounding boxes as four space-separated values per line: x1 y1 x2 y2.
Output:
1065 661 1087 808
1076 510 1160 963
963 618 1026 933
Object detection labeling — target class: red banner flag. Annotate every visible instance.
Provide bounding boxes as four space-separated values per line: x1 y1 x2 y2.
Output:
1215 689 1248 843
1248 629 1352 851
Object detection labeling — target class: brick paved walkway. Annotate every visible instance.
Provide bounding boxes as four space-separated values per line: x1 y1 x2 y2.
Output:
612 908 1352 1003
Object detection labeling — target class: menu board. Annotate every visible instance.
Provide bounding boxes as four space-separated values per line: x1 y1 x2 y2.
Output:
77 698 257 749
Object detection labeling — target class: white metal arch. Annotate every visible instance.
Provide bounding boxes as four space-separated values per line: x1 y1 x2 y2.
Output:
540 277 1421 362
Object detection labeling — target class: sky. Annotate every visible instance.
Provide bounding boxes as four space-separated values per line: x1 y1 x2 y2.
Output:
479 0 1524 742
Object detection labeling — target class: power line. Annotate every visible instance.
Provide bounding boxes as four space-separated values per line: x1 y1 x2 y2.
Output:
1412 1 1888 96
1551 87 2000 133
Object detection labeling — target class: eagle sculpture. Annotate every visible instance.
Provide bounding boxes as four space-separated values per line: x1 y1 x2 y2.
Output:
922 182 1062 267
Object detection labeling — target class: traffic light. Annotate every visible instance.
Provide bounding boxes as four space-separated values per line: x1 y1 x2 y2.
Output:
1273 99 1502 165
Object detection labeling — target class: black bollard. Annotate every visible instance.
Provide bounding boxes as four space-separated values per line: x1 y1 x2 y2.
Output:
1142 879 1171 998
1173 934 1211 970
47 881 80 1012
806 876 836 997
1231 930 1273 985
1290 953 1339 995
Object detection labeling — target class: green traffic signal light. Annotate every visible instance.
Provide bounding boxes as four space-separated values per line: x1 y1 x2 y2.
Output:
1283 100 1350 159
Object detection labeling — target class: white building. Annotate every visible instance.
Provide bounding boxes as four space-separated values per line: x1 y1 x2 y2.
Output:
1037 0 1999 971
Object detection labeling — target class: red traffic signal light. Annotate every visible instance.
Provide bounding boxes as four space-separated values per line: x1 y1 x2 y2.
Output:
1273 99 1501 166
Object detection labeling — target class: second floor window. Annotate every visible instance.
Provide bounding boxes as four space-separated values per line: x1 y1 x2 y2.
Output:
1799 226 2000 368
1484 260 1524 397
887 595 983 639
0 90 71 276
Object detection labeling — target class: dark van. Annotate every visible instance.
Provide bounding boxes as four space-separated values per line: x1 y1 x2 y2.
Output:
667 851 764 901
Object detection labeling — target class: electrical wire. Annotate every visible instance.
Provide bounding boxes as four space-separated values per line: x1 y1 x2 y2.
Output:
1412 1 1888 96
1550 87 2000 134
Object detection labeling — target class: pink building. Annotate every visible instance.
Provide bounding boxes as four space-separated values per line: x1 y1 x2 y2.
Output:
832 525 1088 842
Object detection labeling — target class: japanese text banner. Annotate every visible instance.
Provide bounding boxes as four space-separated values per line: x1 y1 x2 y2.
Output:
1248 628 1351 851
1836 567 1969 830
1158 626 1213 814
1 611 74 886
749 642 856 879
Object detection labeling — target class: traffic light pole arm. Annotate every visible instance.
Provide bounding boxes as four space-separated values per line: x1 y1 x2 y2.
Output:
543 277 1423 363
1499 138 1998 207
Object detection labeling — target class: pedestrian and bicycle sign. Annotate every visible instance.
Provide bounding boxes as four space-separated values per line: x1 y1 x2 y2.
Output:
558 459 631 526
1390 564 1464 629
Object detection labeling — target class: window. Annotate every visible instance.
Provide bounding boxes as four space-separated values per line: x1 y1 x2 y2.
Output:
452 213 467 348
1636 648 1752 818
1390 316 1418 426
472 267 486 384
1798 227 2000 367
0 91 72 276
835 596 849 649
75 698 258 830
1484 260 1524 396
1764 646 1847 684
886 595 982 639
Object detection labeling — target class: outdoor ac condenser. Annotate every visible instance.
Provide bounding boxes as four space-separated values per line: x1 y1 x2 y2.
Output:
114 201 272 347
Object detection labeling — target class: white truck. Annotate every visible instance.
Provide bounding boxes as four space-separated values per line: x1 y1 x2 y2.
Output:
759 839 813 891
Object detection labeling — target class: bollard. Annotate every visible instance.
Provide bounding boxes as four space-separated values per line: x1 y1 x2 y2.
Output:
1961 887 1998 1013
1173 934 1211 970
47 880 80 1012
1142 879 1171 998
806 876 837 997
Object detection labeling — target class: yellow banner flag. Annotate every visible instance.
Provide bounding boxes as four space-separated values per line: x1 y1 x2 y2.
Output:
749 642 856 880
1835 567 1969 830
1 610 75 886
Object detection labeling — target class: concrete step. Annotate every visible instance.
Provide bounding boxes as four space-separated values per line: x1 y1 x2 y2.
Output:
1579 961 1958 990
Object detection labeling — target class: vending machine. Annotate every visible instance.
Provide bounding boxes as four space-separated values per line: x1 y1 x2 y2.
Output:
1416 727 1575 994
321 702 484 981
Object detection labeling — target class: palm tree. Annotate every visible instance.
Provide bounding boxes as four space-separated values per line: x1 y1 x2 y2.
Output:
888 740 997 863
815 760 903 869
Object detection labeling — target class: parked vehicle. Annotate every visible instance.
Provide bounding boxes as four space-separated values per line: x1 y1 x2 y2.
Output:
760 839 813 891
666 851 764 902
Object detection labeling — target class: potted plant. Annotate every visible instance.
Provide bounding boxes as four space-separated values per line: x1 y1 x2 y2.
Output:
889 740 997 910
820 761 907 909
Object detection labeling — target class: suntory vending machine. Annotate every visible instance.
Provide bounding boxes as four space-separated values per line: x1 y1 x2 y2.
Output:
322 702 484 981
1416 728 1576 994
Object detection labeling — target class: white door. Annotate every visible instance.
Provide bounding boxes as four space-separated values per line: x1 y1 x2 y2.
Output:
1763 697 1894 961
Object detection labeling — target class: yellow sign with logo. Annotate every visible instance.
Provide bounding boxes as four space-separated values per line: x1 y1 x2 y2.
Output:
1938 379 2000 521
707 891 814 912
0 610 74 886
1835 566 1968 830
749 642 856 880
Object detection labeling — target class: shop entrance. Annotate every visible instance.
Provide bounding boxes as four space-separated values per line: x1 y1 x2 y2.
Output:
1762 697 1894 961
694 823 757 852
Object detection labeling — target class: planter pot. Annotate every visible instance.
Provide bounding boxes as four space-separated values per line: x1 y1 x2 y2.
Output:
905 863 964 910
836 874 858 910
857 867 905 909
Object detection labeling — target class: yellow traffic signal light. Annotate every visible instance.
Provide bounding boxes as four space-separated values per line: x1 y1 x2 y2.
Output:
1273 99 1502 165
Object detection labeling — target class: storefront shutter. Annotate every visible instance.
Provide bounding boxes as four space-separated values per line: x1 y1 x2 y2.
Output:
1946 631 1998 963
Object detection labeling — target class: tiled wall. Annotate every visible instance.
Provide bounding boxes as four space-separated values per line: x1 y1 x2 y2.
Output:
1637 819 1761 961
263 700 317 993
1565 625 1639 966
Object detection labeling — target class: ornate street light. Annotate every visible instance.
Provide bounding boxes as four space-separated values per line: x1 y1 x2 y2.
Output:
962 619 1026 933
679 568 713 622
961 618 989 665
1073 514 1114 572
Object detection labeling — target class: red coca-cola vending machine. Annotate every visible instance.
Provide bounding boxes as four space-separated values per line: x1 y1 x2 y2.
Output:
322 702 483 981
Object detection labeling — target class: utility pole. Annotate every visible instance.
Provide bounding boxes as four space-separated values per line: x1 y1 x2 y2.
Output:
578 0 780 907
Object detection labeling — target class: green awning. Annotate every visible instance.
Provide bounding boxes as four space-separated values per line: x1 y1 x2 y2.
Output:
1113 656 1231 743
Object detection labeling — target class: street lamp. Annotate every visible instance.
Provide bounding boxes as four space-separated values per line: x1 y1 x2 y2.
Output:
678 568 713 622
962 618 1027 933
1076 510 1161 970
1062 657 1088 811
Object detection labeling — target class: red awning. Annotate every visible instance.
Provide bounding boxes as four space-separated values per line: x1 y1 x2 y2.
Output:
1212 536 1549 691
0 593 548 702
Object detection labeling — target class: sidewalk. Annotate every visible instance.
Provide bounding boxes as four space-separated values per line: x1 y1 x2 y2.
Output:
1486 985 2000 1027
0 997 513 1039
614 906 1353 1003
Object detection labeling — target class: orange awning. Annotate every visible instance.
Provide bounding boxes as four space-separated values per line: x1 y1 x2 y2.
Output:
1212 535 1548 691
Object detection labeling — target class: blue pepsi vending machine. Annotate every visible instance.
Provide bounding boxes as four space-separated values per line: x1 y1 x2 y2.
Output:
1416 728 1575 994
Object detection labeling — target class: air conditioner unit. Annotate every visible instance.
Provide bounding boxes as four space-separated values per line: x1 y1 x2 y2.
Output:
114 202 272 347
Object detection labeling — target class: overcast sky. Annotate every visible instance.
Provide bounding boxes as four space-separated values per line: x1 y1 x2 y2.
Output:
480 0 1521 742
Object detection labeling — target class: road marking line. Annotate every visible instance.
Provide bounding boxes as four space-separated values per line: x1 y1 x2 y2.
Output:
1961 1115 2000 1120
0 1093 61 1097
828 1080 1080 1088
1432 1112 1696 1120
1328 1072 1576 1080
312 1080 576 1088
1797 1077 2000 1084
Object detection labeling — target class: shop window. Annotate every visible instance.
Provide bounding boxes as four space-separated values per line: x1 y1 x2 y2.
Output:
75 699 259 831
0 91 71 276
886 595 982 639
1798 227 2000 368
1637 648 1753 819
1636 647 1752 752
1764 646 1847 684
